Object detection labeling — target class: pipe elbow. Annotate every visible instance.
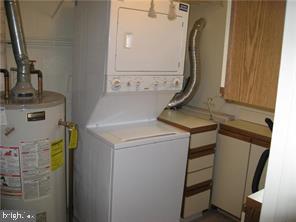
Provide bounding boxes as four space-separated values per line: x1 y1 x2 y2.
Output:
0 68 9 77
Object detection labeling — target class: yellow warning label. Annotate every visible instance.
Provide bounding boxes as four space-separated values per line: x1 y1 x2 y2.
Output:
51 139 64 171
69 127 78 149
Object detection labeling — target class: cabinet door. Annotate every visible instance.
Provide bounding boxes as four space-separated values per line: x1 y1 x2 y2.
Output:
224 1 285 110
211 134 250 218
244 144 268 202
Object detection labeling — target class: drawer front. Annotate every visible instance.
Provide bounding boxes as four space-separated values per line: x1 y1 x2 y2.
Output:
190 131 217 149
183 190 211 218
186 167 213 187
187 154 214 173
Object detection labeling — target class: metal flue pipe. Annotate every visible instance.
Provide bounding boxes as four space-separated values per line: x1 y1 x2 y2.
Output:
0 1 7 69
167 18 206 108
4 0 35 99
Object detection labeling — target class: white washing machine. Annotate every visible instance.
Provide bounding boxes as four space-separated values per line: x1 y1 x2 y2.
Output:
74 121 189 222
72 1 190 221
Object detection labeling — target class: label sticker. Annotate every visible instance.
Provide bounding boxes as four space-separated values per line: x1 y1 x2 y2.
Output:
0 146 22 199
51 139 64 171
69 127 78 149
179 3 188 12
27 111 45 122
0 106 8 126
20 139 51 200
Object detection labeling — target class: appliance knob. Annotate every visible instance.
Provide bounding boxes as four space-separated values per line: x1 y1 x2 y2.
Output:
153 81 159 87
112 79 121 90
136 81 141 87
173 78 180 87
127 81 131 87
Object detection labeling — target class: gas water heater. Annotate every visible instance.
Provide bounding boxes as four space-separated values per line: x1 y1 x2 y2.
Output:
0 93 67 222
0 1 72 221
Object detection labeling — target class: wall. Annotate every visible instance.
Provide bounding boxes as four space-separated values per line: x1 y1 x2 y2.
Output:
261 2 296 220
186 1 274 125
2 1 276 125
3 0 74 119
0 1 6 90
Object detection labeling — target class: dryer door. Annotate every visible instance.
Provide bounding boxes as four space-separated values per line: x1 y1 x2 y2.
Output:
107 2 189 76
116 8 184 73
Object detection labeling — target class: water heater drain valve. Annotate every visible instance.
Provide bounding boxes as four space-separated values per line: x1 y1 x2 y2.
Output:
58 120 78 149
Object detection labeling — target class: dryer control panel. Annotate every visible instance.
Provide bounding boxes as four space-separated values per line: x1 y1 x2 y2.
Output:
106 76 183 93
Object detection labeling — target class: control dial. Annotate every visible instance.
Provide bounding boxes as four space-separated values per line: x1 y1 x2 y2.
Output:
173 78 181 88
111 79 121 90
135 80 141 88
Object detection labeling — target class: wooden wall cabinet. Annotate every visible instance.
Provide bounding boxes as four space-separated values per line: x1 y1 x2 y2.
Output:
211 120 271 219
223 1 286 110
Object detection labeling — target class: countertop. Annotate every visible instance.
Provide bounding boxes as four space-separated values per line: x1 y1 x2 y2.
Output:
248 189 264 204
220 119 272 148
158 109 217 133
222 120 271 139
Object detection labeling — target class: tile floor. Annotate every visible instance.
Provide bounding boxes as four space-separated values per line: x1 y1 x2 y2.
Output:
191 209 238 222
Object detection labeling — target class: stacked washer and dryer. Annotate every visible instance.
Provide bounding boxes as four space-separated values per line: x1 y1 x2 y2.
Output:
73 1 190 222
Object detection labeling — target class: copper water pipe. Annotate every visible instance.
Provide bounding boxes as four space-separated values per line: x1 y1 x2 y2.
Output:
29 60 43 96
0 68 10 99
30 70 43 96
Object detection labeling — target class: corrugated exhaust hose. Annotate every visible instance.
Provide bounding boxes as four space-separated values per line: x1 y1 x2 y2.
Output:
167 18 206 108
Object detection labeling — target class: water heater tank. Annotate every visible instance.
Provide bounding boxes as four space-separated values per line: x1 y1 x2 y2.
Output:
0 91 66 222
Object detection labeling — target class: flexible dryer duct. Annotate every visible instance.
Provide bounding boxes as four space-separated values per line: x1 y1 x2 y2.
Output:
4 0 35 99
167 18 206 108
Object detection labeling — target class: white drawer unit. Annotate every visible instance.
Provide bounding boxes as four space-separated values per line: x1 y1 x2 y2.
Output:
183 141 215 218
187 154 214 173
186 167 213 187
183 190 211 218
158 109 218 219
190 130 217 148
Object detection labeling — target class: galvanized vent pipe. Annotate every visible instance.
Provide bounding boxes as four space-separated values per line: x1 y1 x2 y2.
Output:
167 18 206 108
0 1 6 69
1 1 10 99
4 0 35 99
